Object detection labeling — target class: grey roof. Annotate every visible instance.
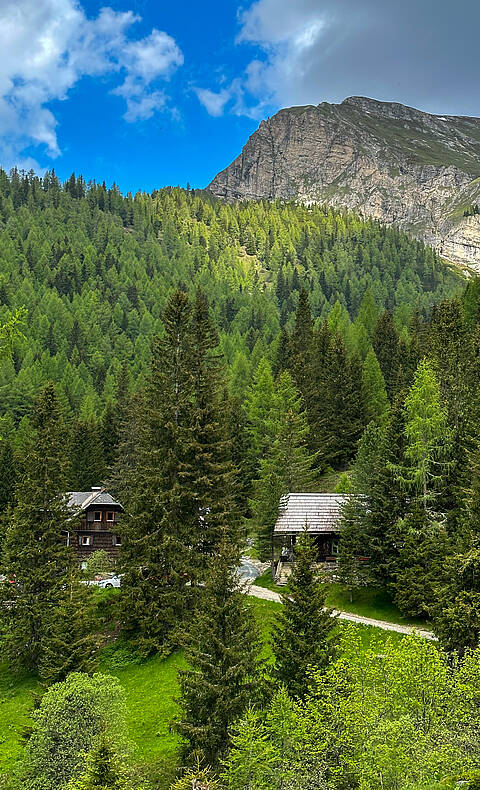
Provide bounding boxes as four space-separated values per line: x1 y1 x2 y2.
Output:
274 493 352 535
67 488 123 511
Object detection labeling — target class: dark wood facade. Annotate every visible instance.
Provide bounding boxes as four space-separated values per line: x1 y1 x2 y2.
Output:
67 488 123 565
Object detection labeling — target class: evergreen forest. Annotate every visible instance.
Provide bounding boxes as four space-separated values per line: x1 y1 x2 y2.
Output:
3 167 480 790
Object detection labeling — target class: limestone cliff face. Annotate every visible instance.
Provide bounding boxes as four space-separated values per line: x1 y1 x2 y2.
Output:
209 97 480 269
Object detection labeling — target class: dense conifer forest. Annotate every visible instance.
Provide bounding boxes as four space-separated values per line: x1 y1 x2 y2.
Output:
4 167 480 790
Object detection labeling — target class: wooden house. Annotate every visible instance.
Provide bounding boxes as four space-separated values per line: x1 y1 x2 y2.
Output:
66 487 123 566
273 493 352 583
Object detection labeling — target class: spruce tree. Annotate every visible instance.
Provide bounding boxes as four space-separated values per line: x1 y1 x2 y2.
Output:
0 383 95 678
0 437 15 512
120 289 238 654
175 542 261 768
362 348 388 423
272 530 335 698
433 544 480 655
433 439 480 653
250 372 317 563
367 393 408 587
310 333 365 468
70 416 106 490
68 731 133 790
290 289 314 401
189 288 240 567
337 422 383 599
119 291 197 654
372 311 399 398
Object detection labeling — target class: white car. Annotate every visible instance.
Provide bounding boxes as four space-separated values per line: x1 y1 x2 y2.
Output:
97 575 122 589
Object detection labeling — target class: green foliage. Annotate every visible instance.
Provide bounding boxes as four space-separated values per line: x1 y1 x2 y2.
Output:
249 371 317 561
272 531 335 698
15 672 128 790
223 628 480 790
84 550 114 578
170 760 219 790
0 383 96 680
361 348 388 423
67 731 135 790
0 307 26 360
175 544 261 768
399 358 451 515
119 289 238 655
0 171 461 442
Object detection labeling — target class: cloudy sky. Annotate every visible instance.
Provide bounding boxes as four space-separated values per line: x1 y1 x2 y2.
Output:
1 0 479 192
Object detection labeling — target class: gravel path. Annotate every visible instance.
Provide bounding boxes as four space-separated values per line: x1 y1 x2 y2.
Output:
247 583 436 641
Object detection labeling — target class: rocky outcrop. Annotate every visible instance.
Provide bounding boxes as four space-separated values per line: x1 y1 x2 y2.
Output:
209 97 480 269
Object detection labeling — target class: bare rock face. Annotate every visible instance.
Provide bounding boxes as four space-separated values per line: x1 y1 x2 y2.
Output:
209 97 480 269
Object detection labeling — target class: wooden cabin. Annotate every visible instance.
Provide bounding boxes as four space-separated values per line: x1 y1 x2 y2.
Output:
273 493 352 583
66 487 123 566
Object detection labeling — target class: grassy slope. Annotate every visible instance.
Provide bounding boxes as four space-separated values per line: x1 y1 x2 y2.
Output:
0 597 406 785
254 570 428 628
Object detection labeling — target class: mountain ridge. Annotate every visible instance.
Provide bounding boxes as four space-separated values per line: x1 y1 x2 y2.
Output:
209 96 480 269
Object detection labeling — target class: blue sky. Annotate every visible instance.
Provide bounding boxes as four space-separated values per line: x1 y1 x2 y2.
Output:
1 0 480 194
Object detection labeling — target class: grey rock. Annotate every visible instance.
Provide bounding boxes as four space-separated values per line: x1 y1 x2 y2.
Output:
209 97 480 269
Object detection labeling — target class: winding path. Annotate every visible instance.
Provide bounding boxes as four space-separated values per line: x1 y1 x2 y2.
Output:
246 583 436 641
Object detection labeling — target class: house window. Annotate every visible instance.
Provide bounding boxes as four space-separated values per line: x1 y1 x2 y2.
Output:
112 534 122 546
107 512 114 522
331 538 339 555
79 535 93 546
94 511 102 522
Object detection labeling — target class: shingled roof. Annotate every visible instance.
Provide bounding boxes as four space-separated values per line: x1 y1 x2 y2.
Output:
273 493 351 535
67 487 123 511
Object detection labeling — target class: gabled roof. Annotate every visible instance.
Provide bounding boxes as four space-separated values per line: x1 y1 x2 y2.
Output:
273 493 352 534
67 488 123 511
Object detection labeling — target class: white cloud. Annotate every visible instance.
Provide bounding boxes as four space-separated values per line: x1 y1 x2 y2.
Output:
194 87 232 118
194 0 328 118
0 0 184 169
196 0 480 122
112 29 183 121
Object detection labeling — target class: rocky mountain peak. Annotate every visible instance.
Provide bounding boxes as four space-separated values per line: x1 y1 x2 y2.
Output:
208 97 480 270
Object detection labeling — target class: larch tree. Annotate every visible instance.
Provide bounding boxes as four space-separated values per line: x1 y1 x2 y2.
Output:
244 357 275 480
392 360 452 616
362 348 389 424
399 358 450 517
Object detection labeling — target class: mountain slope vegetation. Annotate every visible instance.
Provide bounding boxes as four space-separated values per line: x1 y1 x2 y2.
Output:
0 168 461 435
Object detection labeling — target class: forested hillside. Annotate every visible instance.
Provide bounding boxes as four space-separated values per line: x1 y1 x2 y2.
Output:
4 167 480 790
0 168 460 438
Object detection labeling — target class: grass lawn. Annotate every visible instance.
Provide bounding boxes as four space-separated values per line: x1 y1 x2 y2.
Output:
325 584 429 628
0 596 411 786
253 570 429 628
0 666 41 776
